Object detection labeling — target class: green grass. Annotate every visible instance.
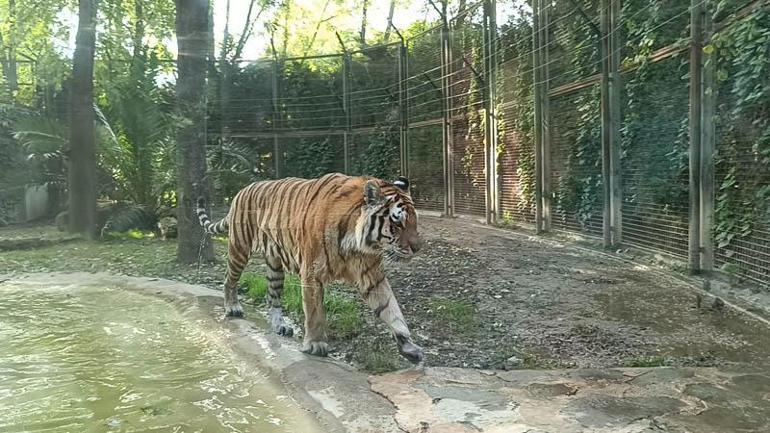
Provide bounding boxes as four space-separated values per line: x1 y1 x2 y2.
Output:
495 211 520 230
624 356 668 367
241 272 363 338
429 299 476 328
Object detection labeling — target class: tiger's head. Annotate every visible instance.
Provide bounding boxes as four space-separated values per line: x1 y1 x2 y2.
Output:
359 176 422 262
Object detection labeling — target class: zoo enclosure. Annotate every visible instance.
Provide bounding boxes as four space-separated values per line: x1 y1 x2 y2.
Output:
210 0 770 287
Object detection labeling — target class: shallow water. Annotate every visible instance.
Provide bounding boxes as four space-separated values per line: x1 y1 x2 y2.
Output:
0 283 318 433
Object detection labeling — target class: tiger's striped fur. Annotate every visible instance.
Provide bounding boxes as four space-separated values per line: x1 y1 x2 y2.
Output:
196 173 424 363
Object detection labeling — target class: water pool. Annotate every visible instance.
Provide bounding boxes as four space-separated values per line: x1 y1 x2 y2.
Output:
0 281 319 433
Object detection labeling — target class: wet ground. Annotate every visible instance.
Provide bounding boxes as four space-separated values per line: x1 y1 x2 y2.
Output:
332 217 770 372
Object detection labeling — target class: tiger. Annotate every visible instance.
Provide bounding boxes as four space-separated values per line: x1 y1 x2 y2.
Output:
196 173 424 363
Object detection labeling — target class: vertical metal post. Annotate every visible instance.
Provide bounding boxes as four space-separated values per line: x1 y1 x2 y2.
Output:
440 0 454 217
689 0 704 273
609 0 623 245
342 53 352 174
599 0 612 248
398 41 409 177
700 3 715 273
272 59 281 178
483 0 499 224
540 0 551 231
532 0 544 233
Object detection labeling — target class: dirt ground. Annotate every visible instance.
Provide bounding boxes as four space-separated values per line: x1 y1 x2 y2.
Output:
2 216 770 374
330 216 770 372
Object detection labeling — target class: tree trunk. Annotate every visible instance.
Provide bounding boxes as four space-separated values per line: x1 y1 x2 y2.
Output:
383 0 395 43
175 0 214 263
131 0 153 207
6 0 18 94
219 0 231 142
232 0 259 61
68 0 97 238
207 0 216 80
455 0 467 27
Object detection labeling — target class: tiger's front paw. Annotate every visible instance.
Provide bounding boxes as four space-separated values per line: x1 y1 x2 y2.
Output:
301 340 329 357
224 302 244 318
277 325 294 337
398 339 424 364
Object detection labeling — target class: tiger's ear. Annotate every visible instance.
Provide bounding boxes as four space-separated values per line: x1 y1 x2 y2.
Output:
393 176 410 193
364 180 384 205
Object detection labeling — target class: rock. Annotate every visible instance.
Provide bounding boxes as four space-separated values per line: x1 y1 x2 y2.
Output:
504 355 522 370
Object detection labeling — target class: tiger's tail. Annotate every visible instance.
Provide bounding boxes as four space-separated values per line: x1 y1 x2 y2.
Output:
196 197 229 235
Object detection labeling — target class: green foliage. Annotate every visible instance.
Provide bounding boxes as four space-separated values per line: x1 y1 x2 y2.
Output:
711 8 770 254
357 131 400 179
282 136 342 178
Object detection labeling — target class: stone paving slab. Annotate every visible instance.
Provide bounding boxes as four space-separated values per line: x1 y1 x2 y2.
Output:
368 366 770 433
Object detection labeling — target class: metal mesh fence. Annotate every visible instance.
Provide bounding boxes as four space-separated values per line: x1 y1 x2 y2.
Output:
406 27 443 125
205 0 770 288
497 3 536 223
549 85 604 236
449 4 487 216
546 0 601 89
713 6 770 285
349 44 401 129
408 125 444 211
620 56 690 257
280 56 345 131
348 129 401 179
277 133 346 178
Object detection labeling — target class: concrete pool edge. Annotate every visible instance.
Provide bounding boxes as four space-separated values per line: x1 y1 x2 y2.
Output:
3 272 401 433
5 272 770 433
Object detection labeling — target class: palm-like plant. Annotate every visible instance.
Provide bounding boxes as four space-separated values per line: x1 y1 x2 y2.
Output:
207 138 272 203
12 111 120 199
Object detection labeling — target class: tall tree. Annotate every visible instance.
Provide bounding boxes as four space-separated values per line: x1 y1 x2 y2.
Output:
175 0 214 263
359 0 368 47
68 0 97 237
5 0 18 94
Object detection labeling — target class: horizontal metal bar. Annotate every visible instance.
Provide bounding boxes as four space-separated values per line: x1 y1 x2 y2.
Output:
283 52 344 62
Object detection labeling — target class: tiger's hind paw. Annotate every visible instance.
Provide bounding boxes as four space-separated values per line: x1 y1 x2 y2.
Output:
301 341 329 357
224 303 244 318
